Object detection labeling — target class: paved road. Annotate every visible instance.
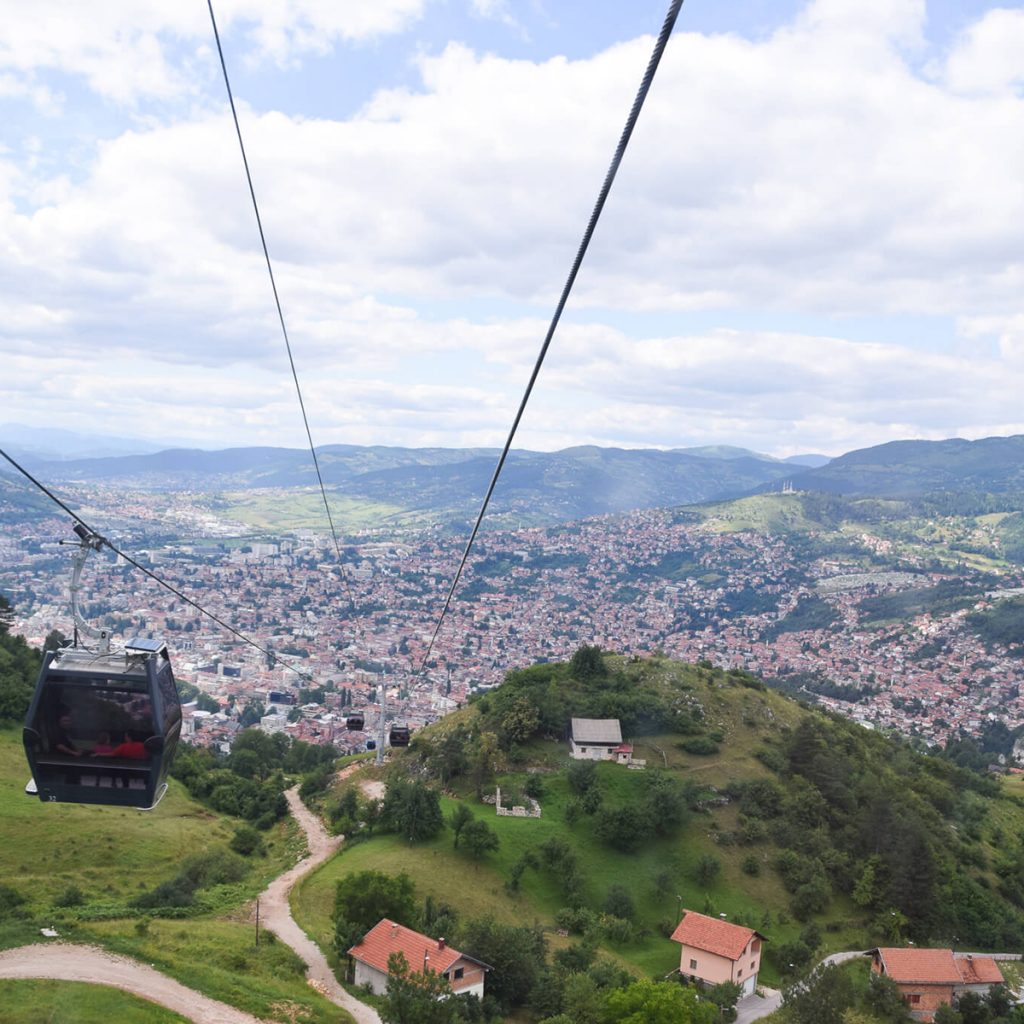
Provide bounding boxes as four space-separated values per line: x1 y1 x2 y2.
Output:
0 778 381 1024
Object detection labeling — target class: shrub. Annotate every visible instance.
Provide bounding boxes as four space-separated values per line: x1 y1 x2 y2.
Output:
680 735 720 755
230 824 267 857
54 885 85 908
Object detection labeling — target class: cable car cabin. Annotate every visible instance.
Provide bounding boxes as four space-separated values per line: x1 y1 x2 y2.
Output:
389 723 410 747
346 713 364 731
23 638 182 810
366 738 377 750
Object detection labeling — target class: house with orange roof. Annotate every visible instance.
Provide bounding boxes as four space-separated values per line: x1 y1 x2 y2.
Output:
870 947 1004 1022
348 919 490 999
671 910 766 997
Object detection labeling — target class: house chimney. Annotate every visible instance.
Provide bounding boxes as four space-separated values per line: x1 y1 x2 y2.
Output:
391 924 398 937
438 938 446 950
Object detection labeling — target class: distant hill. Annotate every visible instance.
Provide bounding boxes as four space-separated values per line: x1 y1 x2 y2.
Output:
7 444 796 528
780 435 1024 499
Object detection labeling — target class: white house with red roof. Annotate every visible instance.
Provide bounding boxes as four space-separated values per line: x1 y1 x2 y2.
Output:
348 919 490 999
871 947 1004 1022
570 718 634 763
671 910 766 997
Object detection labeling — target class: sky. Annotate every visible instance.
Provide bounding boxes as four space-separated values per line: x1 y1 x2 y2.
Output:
2 0 1023 460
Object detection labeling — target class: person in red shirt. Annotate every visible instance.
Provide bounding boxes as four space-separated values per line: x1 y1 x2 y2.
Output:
94 731 147 760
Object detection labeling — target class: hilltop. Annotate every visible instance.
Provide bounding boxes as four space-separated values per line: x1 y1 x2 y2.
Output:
293 650 1024 1021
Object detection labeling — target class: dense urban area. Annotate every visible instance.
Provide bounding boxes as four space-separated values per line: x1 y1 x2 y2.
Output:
3 482 1024 759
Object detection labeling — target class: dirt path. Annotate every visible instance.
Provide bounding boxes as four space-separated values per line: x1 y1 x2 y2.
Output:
0 943 261 1023
0 779 381 1024
256 787 381 1024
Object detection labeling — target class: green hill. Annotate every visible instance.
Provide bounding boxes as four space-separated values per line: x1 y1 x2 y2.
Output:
293 651 1024 1021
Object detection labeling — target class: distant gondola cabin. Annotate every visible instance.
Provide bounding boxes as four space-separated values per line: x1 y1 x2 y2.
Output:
23 639 182 809
389 723 410 747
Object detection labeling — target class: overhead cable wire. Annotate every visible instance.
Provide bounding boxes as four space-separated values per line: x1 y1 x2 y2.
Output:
206 0 355 611
0 447 318 685
420 0 685 669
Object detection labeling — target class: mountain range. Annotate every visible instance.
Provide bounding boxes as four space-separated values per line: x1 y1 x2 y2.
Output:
4 428 1024 530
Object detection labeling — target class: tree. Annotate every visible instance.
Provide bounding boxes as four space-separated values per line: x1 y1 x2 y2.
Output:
782 964 855 1024
459 918 547 1011
694 854 721 888
460 819 499 860
472 732 501 799
333 869 417 956
500 696 541 745
568 759 599 795
239 701 266 728
603 884 636 922
862 973 912 1023
381 951 455 1024
449 804 474 848
705 981 743 1022
602 979 716 1024
933 1005 962 1024
382 780 444 843
570 644 607 681
196 692 221 713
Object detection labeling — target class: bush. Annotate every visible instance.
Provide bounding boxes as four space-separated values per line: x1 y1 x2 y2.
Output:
742 855 762 877
680 735 720 755
54 885 85 908
230 824 267 857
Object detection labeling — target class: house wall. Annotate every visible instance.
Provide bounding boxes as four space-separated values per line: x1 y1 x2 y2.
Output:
353 960 389 996
679 938 762 989
570 741 614 761
448 959 486 999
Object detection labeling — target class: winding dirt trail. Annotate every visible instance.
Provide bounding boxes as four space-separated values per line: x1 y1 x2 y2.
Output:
0 779 381 1024
256 787 381 1024
0 943 261 1023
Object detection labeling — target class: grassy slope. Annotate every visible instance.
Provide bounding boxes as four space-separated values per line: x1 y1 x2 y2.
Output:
0 980 190 1024
0 726 349 1024
293 674 869 988
295 661 1024 1001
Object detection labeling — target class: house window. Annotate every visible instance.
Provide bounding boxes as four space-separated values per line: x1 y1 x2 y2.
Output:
738 969 743 978
454 968 464 980
580 747 587 753
689 959 698 970
751 961 756 970
904 995 921 1005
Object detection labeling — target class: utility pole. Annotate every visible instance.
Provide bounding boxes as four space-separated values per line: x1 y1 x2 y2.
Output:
255 896 260 947
375 682 386 766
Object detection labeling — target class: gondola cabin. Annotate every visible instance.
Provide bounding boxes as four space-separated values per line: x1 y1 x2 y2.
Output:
346 712 364 731
389 723 410 747
366 738 377 750
23 638 182 809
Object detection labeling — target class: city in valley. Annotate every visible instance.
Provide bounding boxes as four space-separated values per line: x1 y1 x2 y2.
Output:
3 484 1024 760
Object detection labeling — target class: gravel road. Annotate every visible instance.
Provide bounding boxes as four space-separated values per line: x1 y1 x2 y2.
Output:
0 943 261 1023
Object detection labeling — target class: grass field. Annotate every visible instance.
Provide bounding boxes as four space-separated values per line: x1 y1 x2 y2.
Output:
0 980 191 1024
0 727 352 1023
220 490 426 533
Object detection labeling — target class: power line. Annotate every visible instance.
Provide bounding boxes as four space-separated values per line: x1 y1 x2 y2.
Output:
420 0 685 669
0 447 318 685
206 0 354 611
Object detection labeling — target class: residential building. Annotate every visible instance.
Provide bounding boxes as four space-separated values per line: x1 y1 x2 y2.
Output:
570 718 625 761
870 947 1004 1022
671 910 765 997
348 919 489 999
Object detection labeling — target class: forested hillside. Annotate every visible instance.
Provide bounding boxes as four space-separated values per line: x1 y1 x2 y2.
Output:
294 649 1024 1023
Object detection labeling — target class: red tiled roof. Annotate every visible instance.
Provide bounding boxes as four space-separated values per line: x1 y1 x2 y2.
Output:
670 911 760 961
348 919 465 977
956 956 1004 985
876 948 961 984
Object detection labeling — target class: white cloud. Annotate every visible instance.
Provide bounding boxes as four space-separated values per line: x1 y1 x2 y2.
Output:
3 1 1024 455
943 7 1024 94
0 0 427 104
